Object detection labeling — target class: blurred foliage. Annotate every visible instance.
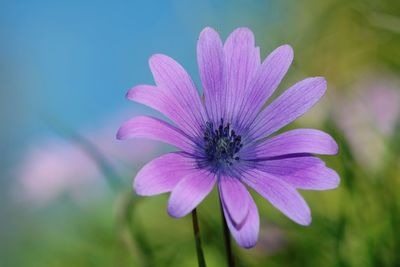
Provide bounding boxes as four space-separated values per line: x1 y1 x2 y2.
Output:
4 0 400 266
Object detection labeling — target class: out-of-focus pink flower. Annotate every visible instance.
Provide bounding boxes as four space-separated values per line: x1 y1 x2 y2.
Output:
14 115 159 206
16 138 103 205
334 73 400 169
367 83 400 135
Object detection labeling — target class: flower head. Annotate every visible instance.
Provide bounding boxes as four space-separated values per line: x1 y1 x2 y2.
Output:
117 27 339 248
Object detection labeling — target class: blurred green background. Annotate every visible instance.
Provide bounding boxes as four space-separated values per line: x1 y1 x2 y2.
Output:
1 0 400 266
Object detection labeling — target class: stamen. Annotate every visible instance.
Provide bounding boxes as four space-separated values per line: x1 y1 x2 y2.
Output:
203 119 243 166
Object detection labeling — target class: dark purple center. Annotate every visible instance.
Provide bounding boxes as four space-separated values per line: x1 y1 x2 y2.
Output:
203 119 243 166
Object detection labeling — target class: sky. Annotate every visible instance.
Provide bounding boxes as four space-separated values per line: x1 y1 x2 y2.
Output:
0 0 285 169
0 2 295 217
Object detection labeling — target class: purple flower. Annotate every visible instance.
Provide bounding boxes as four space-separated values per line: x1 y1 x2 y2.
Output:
117 27 339 248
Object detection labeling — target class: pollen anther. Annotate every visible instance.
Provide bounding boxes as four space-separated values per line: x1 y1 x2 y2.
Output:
204 119 243 166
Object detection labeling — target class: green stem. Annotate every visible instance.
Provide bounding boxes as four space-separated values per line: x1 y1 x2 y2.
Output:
219 199 235 267
192 209 207 267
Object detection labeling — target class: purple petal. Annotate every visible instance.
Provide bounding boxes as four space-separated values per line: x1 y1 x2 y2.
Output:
149 54 206 137
197 27 225 125
126 85 203 137
134 152 197 196
116 116 196 153
218 175 251 228
167 170 216 218
222 193 259 248
236 45 293 131
243 129 338 159
256 155 340 190
247 77 327 142
243 169 311 225
254 46 261 65
224 27 260 123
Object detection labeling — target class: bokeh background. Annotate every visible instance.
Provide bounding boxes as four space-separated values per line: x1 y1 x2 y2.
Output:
1 0 400 266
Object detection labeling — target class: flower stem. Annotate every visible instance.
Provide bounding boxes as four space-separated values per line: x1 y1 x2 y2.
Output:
192 209 207 267
219 199 235 267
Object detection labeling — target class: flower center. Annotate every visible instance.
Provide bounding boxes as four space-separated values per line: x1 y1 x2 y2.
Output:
203 119 243 166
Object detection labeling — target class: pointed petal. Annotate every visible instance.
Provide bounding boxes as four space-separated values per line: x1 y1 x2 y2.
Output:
167 170 216 218
218 175 250 228
222 193 259 248
248 77 327 142
149 54 206 137
197 27 225 125
243 169 311 225
134 152 197 196
116 116 196 153
243 129 338 159
256 155 340 190
236 45 293 130
126 85 202 136
224 27 260 122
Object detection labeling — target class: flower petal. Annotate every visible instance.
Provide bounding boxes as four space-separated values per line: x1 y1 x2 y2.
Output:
243 169 311 225
167 170 216 218
247 77 327 142
256 155 340 190
116 116 196 153
218 175 250 228
197 27 225 125
126 85 203 136
243 129 338 159
224 27 260 123
236 45 293 131
134 152 197 196
222 193 259 248
149 54 206 137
